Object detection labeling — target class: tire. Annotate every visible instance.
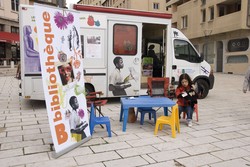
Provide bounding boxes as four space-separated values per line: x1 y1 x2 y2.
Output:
85 83 95 95
195 79 209 99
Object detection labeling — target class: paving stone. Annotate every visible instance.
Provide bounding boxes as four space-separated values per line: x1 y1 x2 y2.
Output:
26 157 77 167
74 151 120 165
209 158 250 167
176 153 221 167
1 139 43 150
152 140 191 151
148 149 188 162
212 132 245 140
212 139 247 149
104 134 140 143
78 162 105 167
24 145 51 154
90 141 131 153
185 136 220 145
117 145 158 158
180 143 221 155
0 148 23 158
126 137 164 147
103 156 148 167
211 147 250 160
0 153 49 167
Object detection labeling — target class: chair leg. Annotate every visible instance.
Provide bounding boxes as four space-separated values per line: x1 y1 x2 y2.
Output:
152 112 156 124
195 106 199 122
170 124 176 138
106 123 112 137
90 124 95 135
140 112 145 125
148 113 152 120
154 122 159 135
135 109 139 120
159 124 163 130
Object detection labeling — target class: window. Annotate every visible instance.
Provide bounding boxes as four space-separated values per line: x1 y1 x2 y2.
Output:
218 6 226 17
0 0 3 8
11 0 19 11
113 24 137 55
201 9 206 22
227 55 248 63
201 0 206 6
153 3 159 9
0 43 5 58
209 6 214 20
0 24 4 31
228 38 249 52
182 15 188 28
174 40 200 63
11 26 19 34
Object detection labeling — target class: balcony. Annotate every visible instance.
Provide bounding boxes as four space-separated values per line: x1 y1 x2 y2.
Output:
212 11 243 34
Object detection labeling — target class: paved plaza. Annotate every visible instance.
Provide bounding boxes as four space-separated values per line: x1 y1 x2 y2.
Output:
0 71 250 167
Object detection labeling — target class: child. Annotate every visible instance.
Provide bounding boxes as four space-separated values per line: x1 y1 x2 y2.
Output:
175 73 198 127
243 66 250 93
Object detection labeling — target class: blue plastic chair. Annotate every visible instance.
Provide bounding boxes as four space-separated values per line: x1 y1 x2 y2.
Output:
89 103 112 137
136 107 156 125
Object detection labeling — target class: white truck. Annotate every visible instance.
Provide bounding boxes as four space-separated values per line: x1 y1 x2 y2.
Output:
19 4 214 100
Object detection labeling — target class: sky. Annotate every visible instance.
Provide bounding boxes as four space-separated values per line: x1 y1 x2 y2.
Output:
66 0 79 8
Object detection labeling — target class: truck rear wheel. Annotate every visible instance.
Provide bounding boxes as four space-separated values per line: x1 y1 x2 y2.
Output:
196 79 209 99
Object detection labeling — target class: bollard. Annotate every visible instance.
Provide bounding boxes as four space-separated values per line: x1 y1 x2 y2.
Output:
11 61 15 68
3 60 7 66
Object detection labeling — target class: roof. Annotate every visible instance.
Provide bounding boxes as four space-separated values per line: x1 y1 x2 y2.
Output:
73 4 172 19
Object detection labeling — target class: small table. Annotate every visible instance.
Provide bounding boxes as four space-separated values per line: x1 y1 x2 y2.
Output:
120 96 176 132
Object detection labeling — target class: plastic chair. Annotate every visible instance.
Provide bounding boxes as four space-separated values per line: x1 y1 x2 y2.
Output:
135 107 156 125
154 104 180 138
89 103 112 137
86 91 107 117
182 103 199 122
147 77 169 97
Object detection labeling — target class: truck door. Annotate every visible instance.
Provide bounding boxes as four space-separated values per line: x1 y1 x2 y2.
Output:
172 39 201 83
107 21 142 97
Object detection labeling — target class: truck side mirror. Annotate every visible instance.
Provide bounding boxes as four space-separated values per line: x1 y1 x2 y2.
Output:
199 53 204 62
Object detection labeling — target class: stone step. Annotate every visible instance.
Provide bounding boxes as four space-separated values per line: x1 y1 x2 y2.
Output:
0 67 17 77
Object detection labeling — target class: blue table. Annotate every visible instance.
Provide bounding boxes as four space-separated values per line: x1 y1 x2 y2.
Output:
120 96 176 132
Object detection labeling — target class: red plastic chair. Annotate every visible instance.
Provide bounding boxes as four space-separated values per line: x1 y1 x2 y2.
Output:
86 91 107 117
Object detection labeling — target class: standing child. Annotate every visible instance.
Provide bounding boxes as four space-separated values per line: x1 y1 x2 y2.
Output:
243 66 250 93
175 73 198 127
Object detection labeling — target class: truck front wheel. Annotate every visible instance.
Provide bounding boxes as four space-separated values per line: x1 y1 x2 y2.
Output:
196 79 209 99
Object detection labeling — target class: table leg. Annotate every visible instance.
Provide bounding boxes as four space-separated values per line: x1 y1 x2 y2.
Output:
122 108 128 132
119 104 123 122
164 107 169 116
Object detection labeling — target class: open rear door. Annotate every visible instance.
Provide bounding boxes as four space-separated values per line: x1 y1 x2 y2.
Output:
107 21 142 97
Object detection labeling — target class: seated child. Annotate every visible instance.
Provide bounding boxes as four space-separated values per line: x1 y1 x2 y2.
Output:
175 73 198 127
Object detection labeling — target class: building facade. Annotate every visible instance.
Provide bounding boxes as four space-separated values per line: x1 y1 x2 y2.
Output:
166 0 250 74
0 0 28 65
0 0 65 66
78 0 167 13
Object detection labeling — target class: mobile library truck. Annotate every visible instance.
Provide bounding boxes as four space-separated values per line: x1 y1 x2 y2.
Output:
19 4 214 100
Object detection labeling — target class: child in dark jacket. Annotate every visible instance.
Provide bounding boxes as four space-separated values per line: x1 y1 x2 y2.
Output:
175 73 198 127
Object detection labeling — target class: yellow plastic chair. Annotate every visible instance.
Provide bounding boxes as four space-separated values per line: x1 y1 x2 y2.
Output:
154 104 180 138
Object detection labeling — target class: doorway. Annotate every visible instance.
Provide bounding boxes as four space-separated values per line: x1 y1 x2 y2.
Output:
216 41 223 72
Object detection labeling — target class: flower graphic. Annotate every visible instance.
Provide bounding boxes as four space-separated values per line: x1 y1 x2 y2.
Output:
78 109 85 119
54 11 68 30
67 13 74 24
